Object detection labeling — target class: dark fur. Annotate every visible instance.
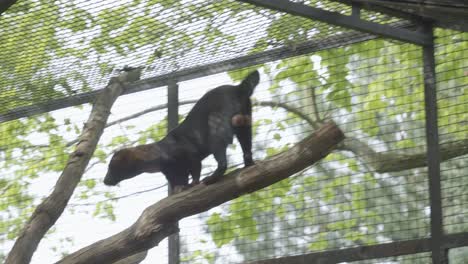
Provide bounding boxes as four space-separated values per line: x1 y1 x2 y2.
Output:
104 71 259 188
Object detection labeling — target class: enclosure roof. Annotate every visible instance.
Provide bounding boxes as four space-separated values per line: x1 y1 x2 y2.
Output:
331 0 468 31
0 0 465 123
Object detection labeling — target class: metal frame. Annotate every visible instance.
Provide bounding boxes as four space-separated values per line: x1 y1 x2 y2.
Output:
0 0 18 16
167 81 180 264
421 22 447 264
236 0 432 45
245 232 468 264
1 1 460 263
331 0 468 32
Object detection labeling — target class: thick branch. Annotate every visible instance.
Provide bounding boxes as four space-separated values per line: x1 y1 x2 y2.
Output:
56 122 345 264
5 73 132 264
113 251 147 264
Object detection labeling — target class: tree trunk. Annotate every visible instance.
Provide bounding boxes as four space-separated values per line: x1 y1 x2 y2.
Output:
56 121 345 264
5 73 132 264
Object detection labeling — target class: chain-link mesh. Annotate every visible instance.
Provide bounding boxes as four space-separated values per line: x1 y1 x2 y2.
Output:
0 0 467 264
0 0 414 121
176 39 431 263
437 28 468 235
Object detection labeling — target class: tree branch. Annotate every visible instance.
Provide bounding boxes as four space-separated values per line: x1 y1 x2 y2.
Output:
88 99 468 174
256 101 468 172
113 251 147 264
254 100 319 129
56 122 345 264
106 100 198 129
310 87 323 124
5 73 133 264
65 100 199 147
67 100 313 148
338 137 468 173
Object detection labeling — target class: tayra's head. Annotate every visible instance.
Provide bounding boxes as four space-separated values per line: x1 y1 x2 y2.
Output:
103 146 160 186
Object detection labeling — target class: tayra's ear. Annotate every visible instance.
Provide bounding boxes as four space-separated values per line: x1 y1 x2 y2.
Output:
239 70 259 96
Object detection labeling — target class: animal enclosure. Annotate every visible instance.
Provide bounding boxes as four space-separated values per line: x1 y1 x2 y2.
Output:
0 0 467 263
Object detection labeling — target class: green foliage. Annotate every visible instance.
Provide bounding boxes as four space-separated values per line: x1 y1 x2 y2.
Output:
93 201 116 221
181 248 215 264
209 29 467 260
1 0 467 261
228 66 260 82
308 233 329 251
435 30 468 140
0 1 93 113
136 118 168 144
206 179 292 248
206 192 273 248
206 213 237 247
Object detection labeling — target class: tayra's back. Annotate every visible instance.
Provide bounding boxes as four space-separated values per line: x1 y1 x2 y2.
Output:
172 71 259 153
103 70 259 188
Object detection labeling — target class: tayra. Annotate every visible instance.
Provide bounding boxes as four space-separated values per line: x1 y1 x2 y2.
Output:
103 70 259 190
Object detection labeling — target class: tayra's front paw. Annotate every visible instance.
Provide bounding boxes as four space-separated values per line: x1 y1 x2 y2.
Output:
244 155 254 167
244 160 254 167
189 180 200 187
202 175 218 185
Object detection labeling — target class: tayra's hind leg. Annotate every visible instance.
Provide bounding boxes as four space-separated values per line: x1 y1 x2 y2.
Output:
162 165 190 194
232 114 254 167
203 144 228 185
189 160 202 186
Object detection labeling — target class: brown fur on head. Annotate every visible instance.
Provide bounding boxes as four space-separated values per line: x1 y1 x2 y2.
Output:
103 144 161 186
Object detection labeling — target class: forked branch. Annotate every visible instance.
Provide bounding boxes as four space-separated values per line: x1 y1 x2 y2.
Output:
56 122 345 264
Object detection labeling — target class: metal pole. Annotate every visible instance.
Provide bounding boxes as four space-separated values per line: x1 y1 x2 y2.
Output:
167 81 180 264
351 3 361 18
421 22 447 264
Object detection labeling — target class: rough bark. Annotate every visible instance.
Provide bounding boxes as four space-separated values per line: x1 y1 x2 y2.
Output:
55 121 345 264
5 73 132 264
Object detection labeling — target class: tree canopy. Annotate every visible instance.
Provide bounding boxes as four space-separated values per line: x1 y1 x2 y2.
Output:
0 0 467 263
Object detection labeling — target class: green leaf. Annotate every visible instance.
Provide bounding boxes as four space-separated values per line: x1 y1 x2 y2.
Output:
273 133 281 141
84 179 96 189
94 149 107 163
206 213 235 247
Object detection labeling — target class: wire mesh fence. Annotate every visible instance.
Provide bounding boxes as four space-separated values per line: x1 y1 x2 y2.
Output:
176 39 433 263
436 29 468 237
0 0 467 264
0 0 421 123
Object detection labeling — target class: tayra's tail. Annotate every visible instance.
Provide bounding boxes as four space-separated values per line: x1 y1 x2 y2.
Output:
239 70 260 96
